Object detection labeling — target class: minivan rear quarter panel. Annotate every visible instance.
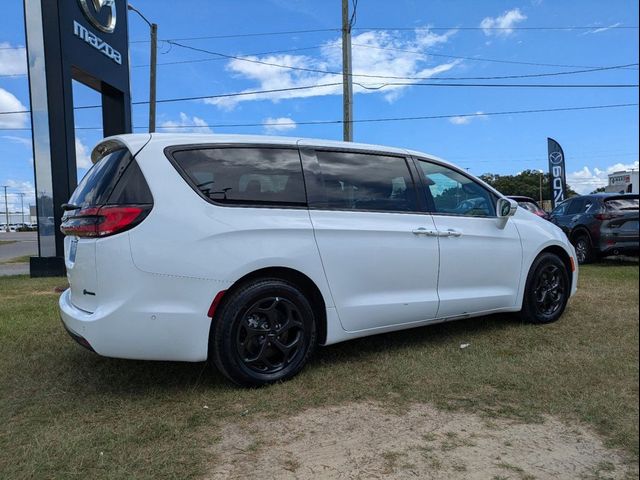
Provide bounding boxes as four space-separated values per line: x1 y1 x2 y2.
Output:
127 141 335 305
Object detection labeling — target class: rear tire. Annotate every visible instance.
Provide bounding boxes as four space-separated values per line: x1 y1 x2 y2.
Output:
210 278 317 387
520 253 570 324
573 234 594 264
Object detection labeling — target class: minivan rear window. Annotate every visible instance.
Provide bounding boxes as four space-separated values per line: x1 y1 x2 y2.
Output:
170 147 306 207
68 148 132 208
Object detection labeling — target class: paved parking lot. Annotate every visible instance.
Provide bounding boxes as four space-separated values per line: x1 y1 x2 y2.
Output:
0 231 37 275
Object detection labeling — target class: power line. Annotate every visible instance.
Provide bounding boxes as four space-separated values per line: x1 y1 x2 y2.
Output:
353 25 639 32
3 24 638 49
351 43 639 70
128 24 639 43
133 44 326 68
1 102 636 131
130 28 340 43
2 80 638 117
166 40 639 81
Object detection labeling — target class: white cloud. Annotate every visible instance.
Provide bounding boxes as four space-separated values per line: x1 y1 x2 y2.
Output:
1 179 35 215
1 135 32 147
582 22 622 35
75 138 92 169
448 111 488 125
566 160 639 194
0 43 27 76
0 88 28 128
480 9 527 36
263 117 297 134
206 27 459 109
160 112 212 133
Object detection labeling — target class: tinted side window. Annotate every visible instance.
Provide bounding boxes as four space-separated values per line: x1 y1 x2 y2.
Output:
417 161 496 217
312 151 417 212
171 148 306 206
106 160 153 204
69 148 132 207
566 198 585 215
552 201 568 216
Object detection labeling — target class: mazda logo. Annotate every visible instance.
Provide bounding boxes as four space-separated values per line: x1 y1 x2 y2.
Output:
78 0 116 34
549 151 563 165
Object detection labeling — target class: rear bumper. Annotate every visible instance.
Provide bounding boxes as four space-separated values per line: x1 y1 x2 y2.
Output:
598 236 639 256
59 283 215 362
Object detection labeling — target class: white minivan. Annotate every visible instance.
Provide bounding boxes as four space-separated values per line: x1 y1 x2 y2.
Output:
59 134 578 386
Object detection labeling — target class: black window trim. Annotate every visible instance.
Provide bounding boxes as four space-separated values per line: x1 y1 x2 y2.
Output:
411 156 500 219
303 146 427 215
164 143 309 210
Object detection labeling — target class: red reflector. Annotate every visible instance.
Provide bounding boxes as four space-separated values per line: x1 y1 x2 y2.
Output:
207 290 227 318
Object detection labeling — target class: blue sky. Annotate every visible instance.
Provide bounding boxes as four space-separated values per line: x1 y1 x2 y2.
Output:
1 0 638 213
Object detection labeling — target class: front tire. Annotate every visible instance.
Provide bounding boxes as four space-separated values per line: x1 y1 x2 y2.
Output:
520 253 570 324
210 278 317 387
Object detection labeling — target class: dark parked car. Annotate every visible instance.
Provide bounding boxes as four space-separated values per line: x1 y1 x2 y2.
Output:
549 194 639 264
508 196 549 220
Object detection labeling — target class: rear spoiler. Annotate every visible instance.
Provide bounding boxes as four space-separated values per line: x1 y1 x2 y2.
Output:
90 134 152 165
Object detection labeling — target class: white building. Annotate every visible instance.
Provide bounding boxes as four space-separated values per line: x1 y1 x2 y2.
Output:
605 170 639 194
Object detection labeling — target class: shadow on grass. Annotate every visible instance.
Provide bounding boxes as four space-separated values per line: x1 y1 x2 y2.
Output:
596 256 639 267
62 312 521 394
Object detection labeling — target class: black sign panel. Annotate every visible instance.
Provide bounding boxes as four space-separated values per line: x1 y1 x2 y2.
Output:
547 137 567 209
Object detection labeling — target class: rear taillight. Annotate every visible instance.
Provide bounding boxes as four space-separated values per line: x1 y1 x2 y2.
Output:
594 213 620 221
60 205 151 238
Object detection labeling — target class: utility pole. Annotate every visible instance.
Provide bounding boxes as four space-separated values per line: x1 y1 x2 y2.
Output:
149 22 157 133
539 171 544 206
2 186 8 231
341 0 354 142
128 3 157 132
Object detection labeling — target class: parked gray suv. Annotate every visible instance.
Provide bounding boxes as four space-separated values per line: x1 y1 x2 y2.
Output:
549 194 639 264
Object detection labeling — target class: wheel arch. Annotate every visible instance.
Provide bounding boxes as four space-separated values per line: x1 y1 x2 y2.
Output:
570 226 592 244
518 243 575 311
538 245 574 286
210 266 328 347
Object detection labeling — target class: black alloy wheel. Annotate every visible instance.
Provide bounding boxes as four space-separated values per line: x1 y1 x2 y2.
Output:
533 263 565 317
520 252 570 324
210 278 317 387
574 235 593 264
236 296 305 374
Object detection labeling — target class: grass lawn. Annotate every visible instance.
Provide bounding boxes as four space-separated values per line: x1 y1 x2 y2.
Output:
0 255 31 265
0 261 638 479
0 240 17 246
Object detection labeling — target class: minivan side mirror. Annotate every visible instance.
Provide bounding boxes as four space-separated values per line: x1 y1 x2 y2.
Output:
497 198 518 218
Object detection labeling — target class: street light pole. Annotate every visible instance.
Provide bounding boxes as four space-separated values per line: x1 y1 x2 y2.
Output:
2 186 8 231
128 4 157 133
18 192 25 225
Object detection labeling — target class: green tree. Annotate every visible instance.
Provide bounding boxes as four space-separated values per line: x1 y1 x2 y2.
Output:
479 169 578 200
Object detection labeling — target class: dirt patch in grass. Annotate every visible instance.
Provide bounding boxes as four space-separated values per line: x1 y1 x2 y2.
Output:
207 402 631 480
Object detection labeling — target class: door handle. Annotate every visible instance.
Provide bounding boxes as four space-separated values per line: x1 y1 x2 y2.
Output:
444 229 463 237
412 228 439 236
